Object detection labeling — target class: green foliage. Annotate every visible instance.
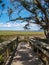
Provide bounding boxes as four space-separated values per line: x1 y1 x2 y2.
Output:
0 55 3 63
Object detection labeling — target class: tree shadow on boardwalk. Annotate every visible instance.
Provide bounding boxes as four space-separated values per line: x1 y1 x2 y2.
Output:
12 42 43 65
13 51 41 65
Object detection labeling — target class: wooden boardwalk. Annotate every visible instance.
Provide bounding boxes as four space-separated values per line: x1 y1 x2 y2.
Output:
11 42 44 65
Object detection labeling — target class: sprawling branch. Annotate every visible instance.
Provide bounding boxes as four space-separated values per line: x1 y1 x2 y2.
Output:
35 0 49 22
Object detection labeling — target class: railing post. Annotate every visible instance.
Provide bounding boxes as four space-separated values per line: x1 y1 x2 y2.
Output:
6 49 9 59
37 48 39 55
15 41 17 47
46 57 49 65
12 42 15 51
16 37 19 46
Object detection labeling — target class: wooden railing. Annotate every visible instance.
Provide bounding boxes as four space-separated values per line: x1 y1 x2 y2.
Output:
0 37 19 65
29 39 49 65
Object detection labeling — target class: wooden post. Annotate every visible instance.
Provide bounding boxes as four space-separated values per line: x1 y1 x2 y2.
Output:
16 37 19 46
46 57 49 65
15 41 17 47
37 49 38 54
12 41 15 50
46 60 48 65
6 49 9 59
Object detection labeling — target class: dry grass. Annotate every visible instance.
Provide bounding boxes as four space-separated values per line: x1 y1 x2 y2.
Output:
0 31 45 42
0 31 44 35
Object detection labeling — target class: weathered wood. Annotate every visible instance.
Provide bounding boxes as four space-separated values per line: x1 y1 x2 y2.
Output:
29 39 49 65
0 37 19 65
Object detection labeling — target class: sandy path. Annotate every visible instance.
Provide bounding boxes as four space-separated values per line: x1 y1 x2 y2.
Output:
11 42 44 65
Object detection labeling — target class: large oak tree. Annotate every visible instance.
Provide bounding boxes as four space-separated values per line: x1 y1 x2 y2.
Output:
0 0 49 42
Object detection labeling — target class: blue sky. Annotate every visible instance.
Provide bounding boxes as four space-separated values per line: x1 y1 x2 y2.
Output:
0 0 40 31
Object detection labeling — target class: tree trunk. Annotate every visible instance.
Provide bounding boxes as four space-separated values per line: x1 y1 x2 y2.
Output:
44 29 49 43
46 32 49 43
44 30 47 37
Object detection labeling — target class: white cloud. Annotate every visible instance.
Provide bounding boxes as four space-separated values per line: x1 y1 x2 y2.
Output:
0 22 40 30
0 22 27 27
0 23 11 27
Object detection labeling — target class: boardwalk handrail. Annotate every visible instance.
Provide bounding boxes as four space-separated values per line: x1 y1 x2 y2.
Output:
0 37 19 65
29 39 49 65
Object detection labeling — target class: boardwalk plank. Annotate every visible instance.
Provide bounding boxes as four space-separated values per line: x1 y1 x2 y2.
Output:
11 42 44 65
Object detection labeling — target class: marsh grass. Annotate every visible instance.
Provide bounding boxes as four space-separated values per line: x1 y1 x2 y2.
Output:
0 31 45 43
